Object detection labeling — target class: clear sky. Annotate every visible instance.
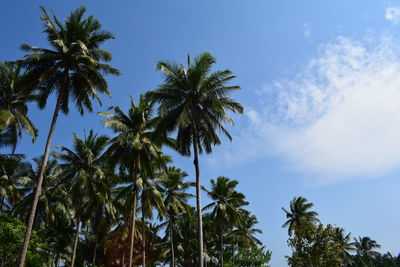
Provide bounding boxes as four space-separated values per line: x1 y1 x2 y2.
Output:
2 1 400 266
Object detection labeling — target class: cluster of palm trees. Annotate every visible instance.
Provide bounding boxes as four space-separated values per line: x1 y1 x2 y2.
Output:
0 5 269 267
282 196 399 266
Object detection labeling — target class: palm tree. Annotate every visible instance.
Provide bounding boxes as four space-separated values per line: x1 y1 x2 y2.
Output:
333 227 354 264
159 167 192 267
146 52 243 266
12 157 67 228
173 206 199 266
354 236 381 258
87 166 119 267
0 154 28 212
0 62 37 152
138 173 166 267
53 130 112 267
203 177 248 266
226 210 263 266
17 6 119 265
99 95 171 267
282 196 319 236
231 210 262 247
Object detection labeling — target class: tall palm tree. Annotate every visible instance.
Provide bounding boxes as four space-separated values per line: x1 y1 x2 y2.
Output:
17 6 119 266
0 62 37 152
99 95 171 267
159 167 192 267
53 130 112 267
203 176 248 266
146 52 243 266
282 196 319 236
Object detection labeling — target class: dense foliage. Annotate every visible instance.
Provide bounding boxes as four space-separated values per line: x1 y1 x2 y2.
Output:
283 196 400 267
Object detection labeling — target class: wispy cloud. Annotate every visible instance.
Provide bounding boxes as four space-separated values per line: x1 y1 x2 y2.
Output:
208 35 400 185
303 23 311 38
385 7 400 24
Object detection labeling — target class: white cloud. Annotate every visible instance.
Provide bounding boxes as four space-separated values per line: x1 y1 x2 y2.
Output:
209 35 400 185
385 7 400 24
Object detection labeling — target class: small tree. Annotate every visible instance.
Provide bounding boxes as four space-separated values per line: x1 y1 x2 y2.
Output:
0 214 45 267
225 245 271 267
287 222 347 267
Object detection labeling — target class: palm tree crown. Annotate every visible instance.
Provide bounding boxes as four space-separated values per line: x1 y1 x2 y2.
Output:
354 236 381 257
21 6 120 114
147 52 243 155
0 62 37 152
282 196 319 236
204 177 248 229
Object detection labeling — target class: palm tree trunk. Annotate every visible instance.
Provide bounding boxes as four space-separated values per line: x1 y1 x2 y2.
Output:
92 226 99 266
71 213 82 267
18 93 63 267
192 127 204 267
128 179 138 267
170 214 175 267
0 196 4 213
141 211 146 267
219 230 224 267
122 249 125 267
55 255 60 267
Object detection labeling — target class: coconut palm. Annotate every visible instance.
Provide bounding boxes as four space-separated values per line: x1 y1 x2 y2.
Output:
159 167 192 267
333 227 354 264
17 6 119 265
203 177 248 266
0 62 37 152
12 157 67 228
231 210 262 248
0 154 28 212
147 52 243 266
99 95 171 267
354 236 381 258
87 166 120 267
52 130 112 267
282 196 319 236
174 206 199 266
138 174 166 267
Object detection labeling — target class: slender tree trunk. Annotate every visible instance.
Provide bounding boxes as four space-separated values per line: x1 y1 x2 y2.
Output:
192 127 204 267
232 243 236 265
52 255 56 267
219 230 224 267
128 179 138 267
71 214 82 267
55 255 60 267
122 249 125 267
170 214 175 267
92 226 99 266
18 93 63 267
0 196 4 213
141 211 146 267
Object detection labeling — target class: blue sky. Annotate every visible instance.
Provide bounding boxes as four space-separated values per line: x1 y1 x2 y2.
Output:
2 1 400 266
